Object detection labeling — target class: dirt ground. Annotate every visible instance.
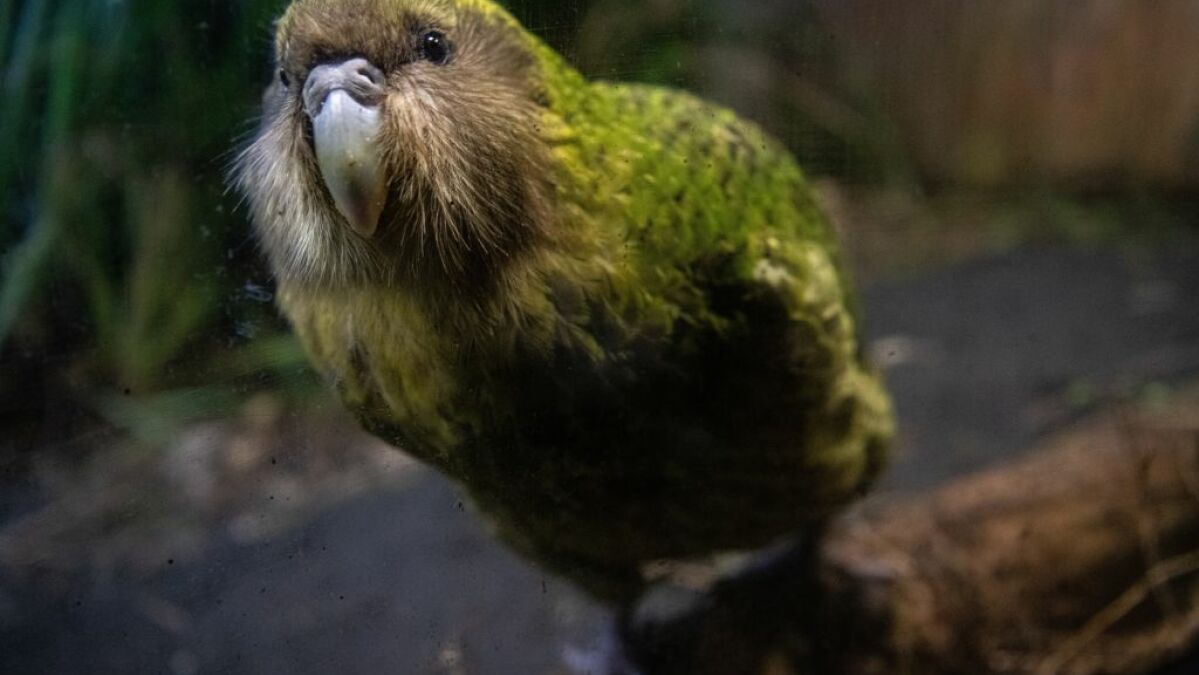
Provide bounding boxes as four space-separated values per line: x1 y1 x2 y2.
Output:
2 240 1198 674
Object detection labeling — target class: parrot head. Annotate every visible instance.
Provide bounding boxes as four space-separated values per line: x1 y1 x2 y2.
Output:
236 0 559 291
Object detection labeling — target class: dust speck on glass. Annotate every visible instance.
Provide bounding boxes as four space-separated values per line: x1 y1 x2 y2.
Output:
2 1 1198 673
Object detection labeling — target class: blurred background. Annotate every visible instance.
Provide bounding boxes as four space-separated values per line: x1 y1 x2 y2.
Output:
1 0 1197 672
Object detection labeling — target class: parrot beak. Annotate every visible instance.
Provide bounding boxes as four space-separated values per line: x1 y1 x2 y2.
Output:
303 58 388 239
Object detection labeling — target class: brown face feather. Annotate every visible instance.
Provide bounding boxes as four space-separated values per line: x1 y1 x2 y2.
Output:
235 0 554 294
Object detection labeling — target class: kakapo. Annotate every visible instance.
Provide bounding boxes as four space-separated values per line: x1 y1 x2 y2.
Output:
235 0 894 605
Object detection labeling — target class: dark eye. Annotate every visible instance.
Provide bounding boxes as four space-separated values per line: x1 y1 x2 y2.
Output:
278 69 291 88
420 31 451 65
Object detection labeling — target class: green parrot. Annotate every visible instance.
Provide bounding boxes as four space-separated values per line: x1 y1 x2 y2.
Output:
235 0 893 606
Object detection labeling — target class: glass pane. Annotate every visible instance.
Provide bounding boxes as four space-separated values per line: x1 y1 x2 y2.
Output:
3 1 1197 672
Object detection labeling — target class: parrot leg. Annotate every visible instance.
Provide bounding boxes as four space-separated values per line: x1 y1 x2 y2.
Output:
618 533 826 675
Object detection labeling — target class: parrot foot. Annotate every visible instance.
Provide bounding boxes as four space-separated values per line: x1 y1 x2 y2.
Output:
616 537 825 675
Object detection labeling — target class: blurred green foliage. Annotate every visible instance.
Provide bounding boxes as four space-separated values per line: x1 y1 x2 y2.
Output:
0 0 312 435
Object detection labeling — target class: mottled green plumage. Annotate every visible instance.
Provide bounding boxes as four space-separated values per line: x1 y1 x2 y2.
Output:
243 0 893 603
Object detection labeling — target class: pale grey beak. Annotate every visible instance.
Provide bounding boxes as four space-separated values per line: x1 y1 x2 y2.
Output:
303 58 388 239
